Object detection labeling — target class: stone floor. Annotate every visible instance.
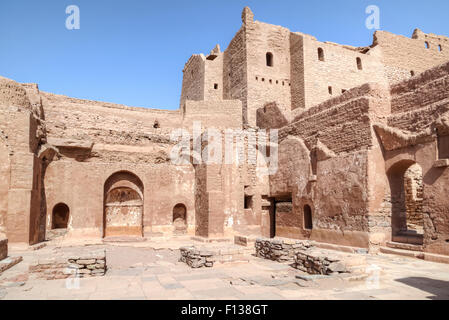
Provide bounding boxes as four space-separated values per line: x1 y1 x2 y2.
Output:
0 237 449 300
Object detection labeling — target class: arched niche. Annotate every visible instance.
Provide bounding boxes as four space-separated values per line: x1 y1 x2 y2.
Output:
104 171 144 238
52 203 70 229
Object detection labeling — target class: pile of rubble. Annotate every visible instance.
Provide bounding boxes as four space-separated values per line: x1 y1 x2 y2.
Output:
179 247 215 268
255 238 313 263
29 249 107 280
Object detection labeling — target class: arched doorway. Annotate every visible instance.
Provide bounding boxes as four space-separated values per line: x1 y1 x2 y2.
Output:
104 171 144 238
173 203 187 234
388 161 424 244
52 203 70 229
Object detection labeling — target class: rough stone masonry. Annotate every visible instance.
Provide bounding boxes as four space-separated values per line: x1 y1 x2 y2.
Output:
0 7 448 264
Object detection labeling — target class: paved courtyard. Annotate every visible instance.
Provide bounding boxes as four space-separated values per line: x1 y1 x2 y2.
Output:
1 238 449 300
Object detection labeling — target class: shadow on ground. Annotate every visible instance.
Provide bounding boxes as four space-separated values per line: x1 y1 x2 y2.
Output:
396 277 449 300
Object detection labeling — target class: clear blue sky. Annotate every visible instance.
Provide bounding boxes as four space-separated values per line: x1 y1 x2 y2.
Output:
1 0 448 110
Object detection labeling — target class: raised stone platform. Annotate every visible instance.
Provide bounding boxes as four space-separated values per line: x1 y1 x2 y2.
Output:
255 237 367 275
179 247 215 268
29 248 107 280
255 238 313 263
179 245 251 268
294 249 348 275
0 257 23 274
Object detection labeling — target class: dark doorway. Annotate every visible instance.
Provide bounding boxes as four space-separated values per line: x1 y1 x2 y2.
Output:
304 205 313 230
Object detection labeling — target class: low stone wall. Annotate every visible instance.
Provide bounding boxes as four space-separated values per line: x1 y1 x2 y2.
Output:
0 237 7 261
255 238 313 263
179 247 215 268
293 249 348 275
29 249 106 280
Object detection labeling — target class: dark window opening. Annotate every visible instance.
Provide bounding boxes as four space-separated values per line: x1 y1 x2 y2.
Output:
342 89 347 94
328 86 333 95
214 83 218 90
318 48 325 61
153 120 160 129
266 52 274 67
304 205 313 230
411 71 415 77
244 195 253 210
357 57 363 70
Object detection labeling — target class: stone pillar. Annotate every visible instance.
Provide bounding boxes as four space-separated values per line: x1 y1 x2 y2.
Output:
6 110 42 244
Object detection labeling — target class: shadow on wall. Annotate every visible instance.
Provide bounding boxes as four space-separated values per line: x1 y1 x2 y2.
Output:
256 102 289 129
395 277 449 300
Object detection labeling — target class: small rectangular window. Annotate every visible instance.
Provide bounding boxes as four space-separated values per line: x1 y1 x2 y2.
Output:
244 196 253 209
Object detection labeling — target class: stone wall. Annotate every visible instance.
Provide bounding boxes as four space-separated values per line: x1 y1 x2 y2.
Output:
179 247 215 268
0 237 7 261
404 164 424 231
255 238 313 263
29 249 106 280
293 249 348 275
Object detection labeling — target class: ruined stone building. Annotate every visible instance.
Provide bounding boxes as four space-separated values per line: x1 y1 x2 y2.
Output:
1 7 449 261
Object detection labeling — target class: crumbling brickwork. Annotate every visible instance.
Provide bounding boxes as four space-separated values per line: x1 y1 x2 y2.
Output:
0 7 448 260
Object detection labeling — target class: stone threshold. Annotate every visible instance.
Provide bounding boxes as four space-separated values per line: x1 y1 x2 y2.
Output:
0 256 23 274
380 246 449 264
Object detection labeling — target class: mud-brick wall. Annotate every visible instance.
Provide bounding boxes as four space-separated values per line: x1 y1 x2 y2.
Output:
270 85 380 247
245 20 292 126
390 62 449 115
375 30 449 84
223 28 248 124
301 36 386 111
0 237 7 260
180 55 206 109
404 164 424 230
385 62 449 255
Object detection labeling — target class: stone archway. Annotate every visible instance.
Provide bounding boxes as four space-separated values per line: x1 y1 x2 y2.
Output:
104 171 144 238
388 160 424 245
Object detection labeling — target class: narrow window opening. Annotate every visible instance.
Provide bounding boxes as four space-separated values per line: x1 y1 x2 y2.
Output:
244 195 254 210
356 57 363 70
214 83 218 90
411 70 415 77
438 45 442 52
328 86 333 95
266 52 273 67
425 42 430 49
318 48 325 61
